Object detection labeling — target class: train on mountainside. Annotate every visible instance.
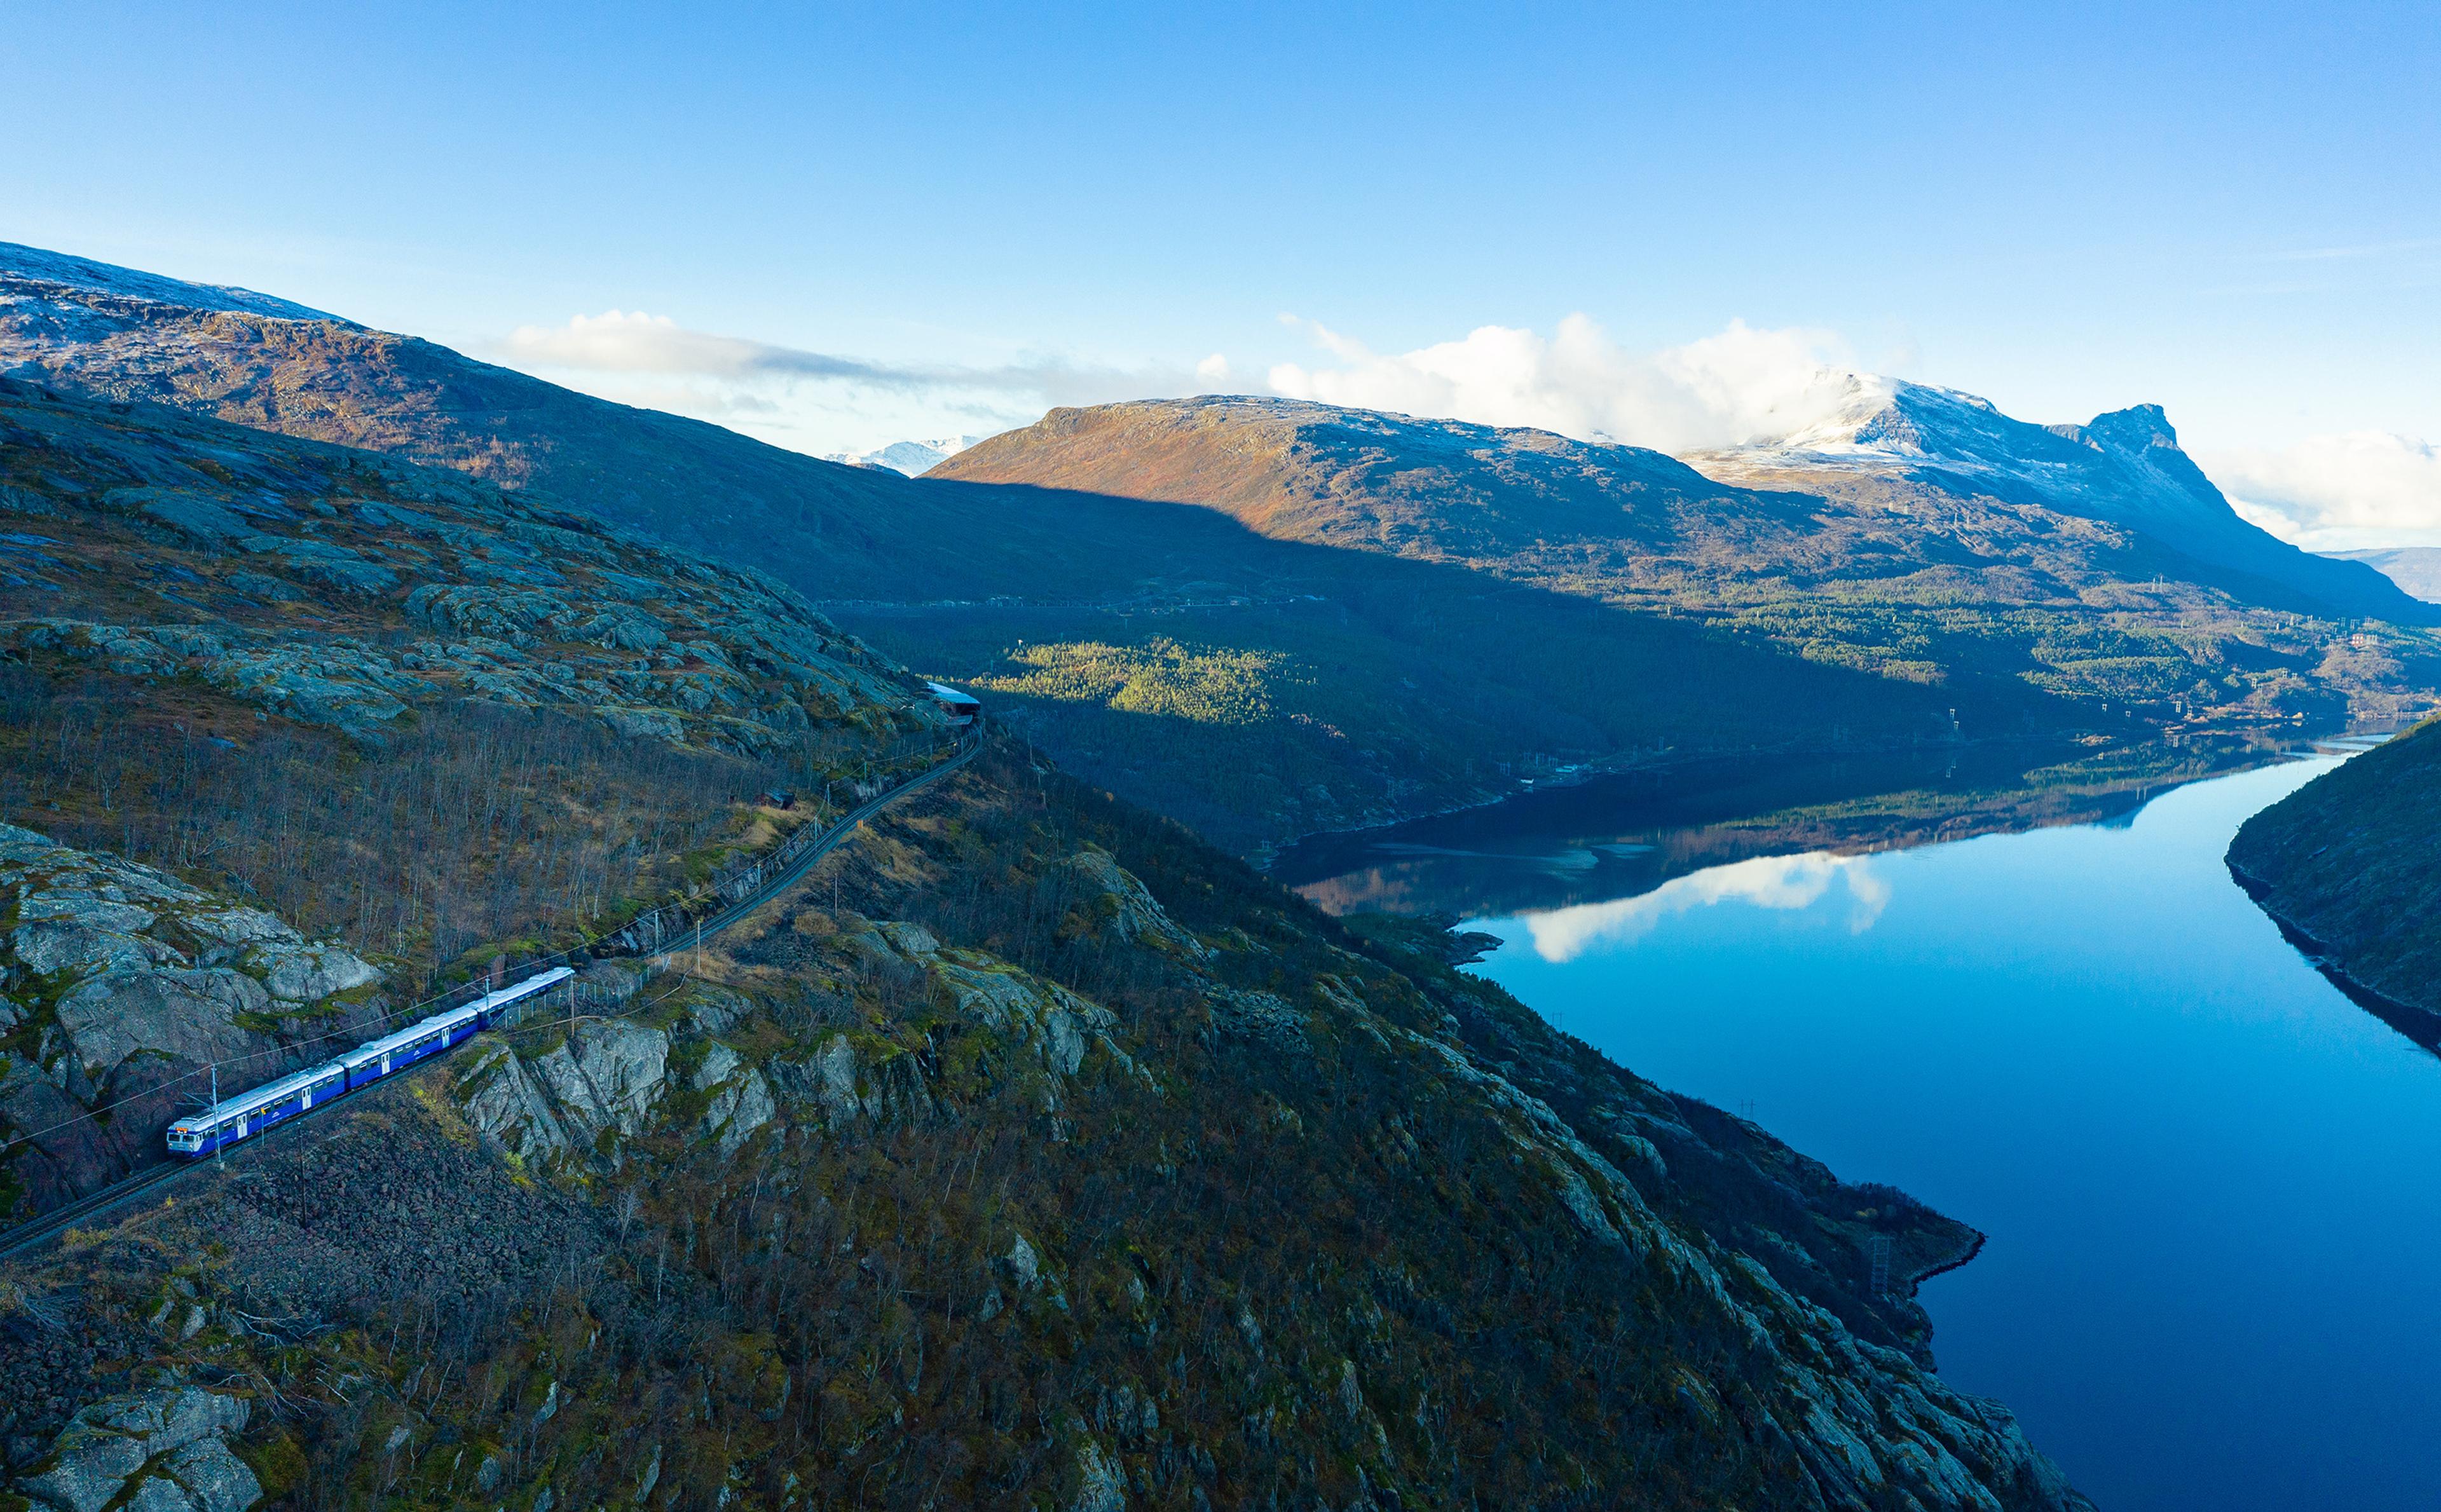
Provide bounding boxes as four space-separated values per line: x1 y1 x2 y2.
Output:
926 681 981 726
165 965 576 1158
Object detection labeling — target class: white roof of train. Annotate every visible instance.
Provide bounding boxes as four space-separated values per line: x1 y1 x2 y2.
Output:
171 1058 347 1131
344 965 573 1065
173 965 575 1130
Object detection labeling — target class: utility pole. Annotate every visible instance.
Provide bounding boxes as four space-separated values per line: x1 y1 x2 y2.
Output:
211 1064 221 1168
694 919 702 976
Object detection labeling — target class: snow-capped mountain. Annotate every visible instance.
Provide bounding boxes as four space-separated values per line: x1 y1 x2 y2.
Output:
1689 375 2428 621
821 435 985 476
0 241 339 324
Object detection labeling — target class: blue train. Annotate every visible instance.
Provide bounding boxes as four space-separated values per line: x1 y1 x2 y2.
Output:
165 965 575 1157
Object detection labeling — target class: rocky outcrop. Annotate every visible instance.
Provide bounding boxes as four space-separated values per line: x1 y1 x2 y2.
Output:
253 944 379 1003
1205 986 1309 1051
844 918 1138 1098
0 620 417 737
693 1041 777 1156
531 1019 671 1146
453 1040 570 1160
931 960 1116 1080
16 1386 259 1512
0 824 385 1210
52 969 266 1101
1056 848 1208 960
445 917 1142 1168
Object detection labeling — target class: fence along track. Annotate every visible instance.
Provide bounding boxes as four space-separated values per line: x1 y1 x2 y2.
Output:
600 728 978 957
0 723 983 1261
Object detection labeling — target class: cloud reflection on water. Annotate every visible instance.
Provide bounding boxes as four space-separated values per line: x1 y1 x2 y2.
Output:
1514 850 1891 962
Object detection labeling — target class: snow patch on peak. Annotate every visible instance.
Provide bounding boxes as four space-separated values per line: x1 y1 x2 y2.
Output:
0 242 341 323
821 435 987 477
1750 376 2018 463
1688 372 2239 533
1685 374 2431 620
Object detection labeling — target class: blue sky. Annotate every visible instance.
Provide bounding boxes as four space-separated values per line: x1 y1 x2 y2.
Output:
6 1 2440 541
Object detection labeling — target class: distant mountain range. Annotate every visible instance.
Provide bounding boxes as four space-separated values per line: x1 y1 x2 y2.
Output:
0 240 979 601
821 435 985 475
7 240 2439 852
2327 547 2441 603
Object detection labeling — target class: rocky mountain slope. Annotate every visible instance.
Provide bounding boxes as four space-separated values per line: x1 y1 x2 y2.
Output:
0 243 1039 603
1688 376 2430 622
0 245 1986 851
0 374 939 971
0 376 2091 1506
939 395 2441 723
2227 719 2441 1040
0 770 2094 1511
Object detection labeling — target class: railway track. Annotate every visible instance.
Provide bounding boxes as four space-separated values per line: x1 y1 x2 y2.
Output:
0 727 981 1263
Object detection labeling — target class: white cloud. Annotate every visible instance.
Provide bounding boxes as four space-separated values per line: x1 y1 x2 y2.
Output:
492 310 1214 458
1516 851 1889 962
503 310 826 378
1265 315 1863 453
2205 432 2441 550
503 309 1191 398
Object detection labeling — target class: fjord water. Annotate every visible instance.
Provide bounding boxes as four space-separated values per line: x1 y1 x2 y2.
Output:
1367 754 2441 1509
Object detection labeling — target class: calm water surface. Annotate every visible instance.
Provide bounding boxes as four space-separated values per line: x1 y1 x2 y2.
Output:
1365 754 2441 1510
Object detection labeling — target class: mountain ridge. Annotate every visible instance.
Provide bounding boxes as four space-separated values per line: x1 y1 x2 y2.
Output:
0 240 339 322
11 241 2440 859
2330 545 2441 602
1686 374 2428 622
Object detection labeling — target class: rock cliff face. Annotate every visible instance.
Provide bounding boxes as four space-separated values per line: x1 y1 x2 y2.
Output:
0 824 386 1211
18 1383 258 1512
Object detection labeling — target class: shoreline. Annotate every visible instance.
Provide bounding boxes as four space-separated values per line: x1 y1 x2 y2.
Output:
1908 1229 1990 1293
1259 731 2092 878
2225 858 2441 1049
1261 725 2341 891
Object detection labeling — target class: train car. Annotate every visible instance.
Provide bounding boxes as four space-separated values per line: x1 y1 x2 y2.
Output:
465 964 575 1030
165 1060 345 1157
167 965 575 1159
339 1002 481 1090
926 680 981 726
